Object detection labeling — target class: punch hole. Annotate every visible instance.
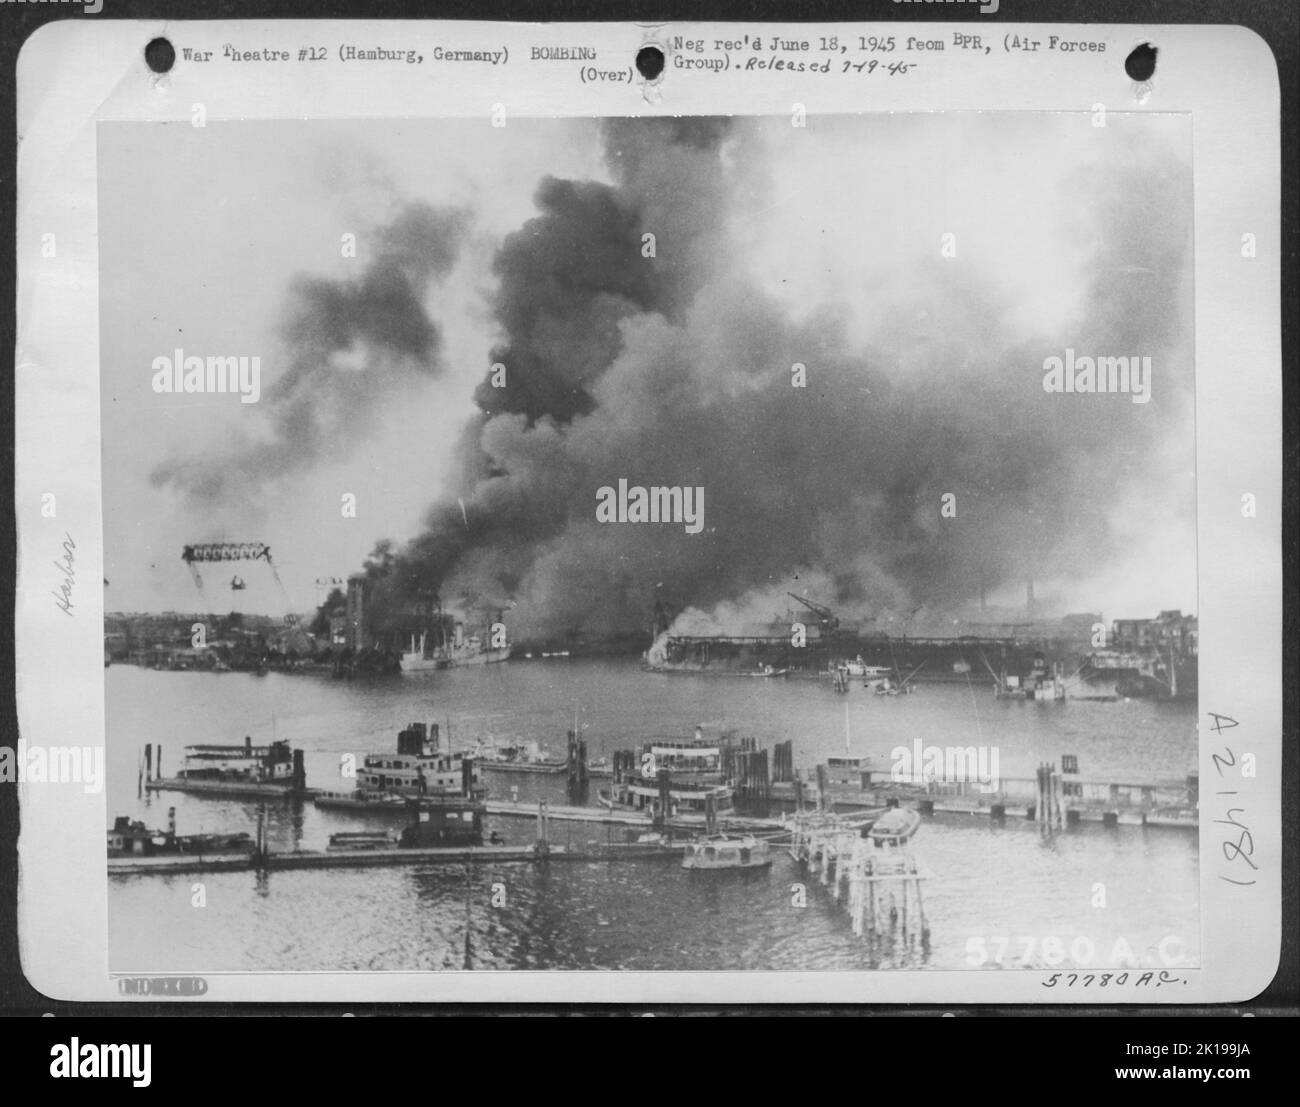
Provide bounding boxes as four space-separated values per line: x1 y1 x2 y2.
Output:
1124 42 1157 83
145 37 176 75
636 46 665 81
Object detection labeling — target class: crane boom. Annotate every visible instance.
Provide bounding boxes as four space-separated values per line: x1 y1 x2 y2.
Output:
786 592 840 633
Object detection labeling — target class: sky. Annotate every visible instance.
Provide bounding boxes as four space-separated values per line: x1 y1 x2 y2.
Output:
98 112 1195 631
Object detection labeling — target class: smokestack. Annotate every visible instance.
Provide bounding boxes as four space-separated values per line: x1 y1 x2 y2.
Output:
1026 578 1035 614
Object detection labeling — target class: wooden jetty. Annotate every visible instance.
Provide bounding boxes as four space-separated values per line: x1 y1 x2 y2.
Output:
771 762 1198 829
788 811 930 952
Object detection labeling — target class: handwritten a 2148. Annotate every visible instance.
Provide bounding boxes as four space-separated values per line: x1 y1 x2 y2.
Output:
52 532 75 616
1209 713 1256 887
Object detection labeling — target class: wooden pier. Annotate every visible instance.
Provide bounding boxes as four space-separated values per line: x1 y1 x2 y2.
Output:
789 812 930 953
770 767 1198 829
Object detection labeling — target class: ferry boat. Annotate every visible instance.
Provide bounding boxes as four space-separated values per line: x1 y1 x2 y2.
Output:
147 737 307 797
599 734 736 824
312 722 484 810
682 833 773 870
599 776 735 823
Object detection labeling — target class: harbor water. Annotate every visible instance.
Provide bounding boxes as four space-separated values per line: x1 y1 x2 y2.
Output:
106 661 1199 973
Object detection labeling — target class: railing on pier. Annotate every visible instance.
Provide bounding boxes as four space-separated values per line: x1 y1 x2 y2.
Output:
859 769 1197 816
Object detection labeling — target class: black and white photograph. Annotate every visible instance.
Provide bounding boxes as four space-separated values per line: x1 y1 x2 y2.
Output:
94 106 1204 975
9 18 1283 1008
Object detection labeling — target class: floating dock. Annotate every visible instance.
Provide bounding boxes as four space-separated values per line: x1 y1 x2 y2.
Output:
484 798 786 834
772 771 1198 829
108 839 687 876
145 777 318 800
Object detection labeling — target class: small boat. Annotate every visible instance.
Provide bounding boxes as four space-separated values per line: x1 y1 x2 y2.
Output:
868 807 922 846
473 739 568 774
327 830 399 850
313 790 408 811
682 834 773 870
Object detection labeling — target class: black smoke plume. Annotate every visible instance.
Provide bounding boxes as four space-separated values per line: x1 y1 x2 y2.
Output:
150 201 468 505
365 118 1193 641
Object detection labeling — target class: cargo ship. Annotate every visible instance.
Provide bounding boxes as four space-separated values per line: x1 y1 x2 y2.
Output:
400 628 512 672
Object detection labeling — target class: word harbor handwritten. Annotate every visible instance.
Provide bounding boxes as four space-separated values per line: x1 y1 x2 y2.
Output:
51 532 75 616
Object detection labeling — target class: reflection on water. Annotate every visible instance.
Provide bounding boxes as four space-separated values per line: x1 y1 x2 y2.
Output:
107 662 1198 972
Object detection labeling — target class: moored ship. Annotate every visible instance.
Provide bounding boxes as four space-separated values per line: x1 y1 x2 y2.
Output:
108 807 254 858
473 737 569 774
400 626 512 672
146 736 308 798
600 734 737 825
313 721 484 810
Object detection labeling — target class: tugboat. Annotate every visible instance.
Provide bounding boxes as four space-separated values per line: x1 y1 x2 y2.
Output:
107 807 255 858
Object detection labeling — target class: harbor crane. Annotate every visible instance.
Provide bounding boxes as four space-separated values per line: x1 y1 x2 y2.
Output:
181 542 297 624
787 592 840 636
